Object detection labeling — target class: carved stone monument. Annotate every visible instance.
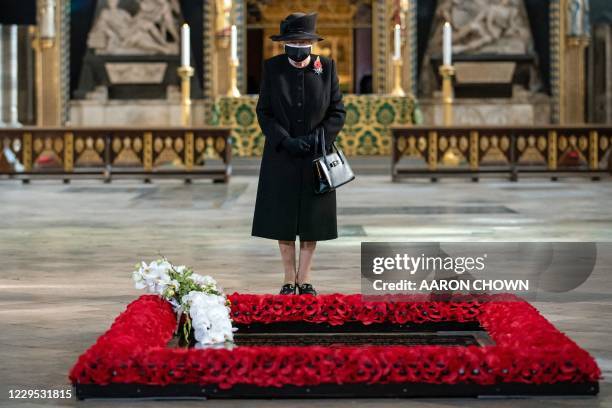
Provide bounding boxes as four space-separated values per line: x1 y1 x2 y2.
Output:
422 0 540 97
419 0 549 125
74 0 195 100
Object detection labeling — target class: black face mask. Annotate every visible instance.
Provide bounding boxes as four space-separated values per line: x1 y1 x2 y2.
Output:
284 44 311 62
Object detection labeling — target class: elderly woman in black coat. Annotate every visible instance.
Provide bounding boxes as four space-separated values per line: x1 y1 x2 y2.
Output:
251 12 346 295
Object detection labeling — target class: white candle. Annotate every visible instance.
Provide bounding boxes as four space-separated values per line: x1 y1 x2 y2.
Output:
393 24 401 60
230 24 237 62
181 24 190 67
443 21 452 66
40 0 56 39
9 25 20 126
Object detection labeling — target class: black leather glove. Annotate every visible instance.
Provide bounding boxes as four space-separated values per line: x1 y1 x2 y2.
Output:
281 137 311 156
304 126 322 153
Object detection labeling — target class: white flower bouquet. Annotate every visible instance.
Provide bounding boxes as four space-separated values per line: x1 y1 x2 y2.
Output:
132 258 234 347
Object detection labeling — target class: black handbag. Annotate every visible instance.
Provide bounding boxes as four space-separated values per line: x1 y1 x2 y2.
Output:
312 127 355 194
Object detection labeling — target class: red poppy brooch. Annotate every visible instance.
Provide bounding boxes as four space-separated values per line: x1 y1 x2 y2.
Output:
313 56 323 75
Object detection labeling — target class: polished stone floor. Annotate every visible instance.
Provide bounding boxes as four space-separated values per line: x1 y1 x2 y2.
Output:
1 172 612 407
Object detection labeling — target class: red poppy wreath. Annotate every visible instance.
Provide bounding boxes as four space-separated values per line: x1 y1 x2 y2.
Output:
70 292 601 397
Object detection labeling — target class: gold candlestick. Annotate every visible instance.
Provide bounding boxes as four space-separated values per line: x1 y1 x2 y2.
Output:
391 58 405 97
227 58 241 97
177 66 194 126
438 64 455 126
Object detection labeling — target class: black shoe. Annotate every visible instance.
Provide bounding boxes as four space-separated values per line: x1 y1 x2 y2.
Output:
297 283 317 295
279 283 296 295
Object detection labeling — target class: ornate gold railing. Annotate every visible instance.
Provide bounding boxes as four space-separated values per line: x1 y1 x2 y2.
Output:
0 127 232 183
391 125 612 181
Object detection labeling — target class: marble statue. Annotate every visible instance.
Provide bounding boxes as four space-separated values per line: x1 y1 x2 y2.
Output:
567 0 590 37
420 0 541 97
87 0 181 55
429 0 533 55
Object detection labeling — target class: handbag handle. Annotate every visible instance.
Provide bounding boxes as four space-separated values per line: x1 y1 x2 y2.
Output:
314 127 334 187
314 127 342 163
315 127 328 167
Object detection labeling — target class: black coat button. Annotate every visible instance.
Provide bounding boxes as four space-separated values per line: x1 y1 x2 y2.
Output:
297 102 302 107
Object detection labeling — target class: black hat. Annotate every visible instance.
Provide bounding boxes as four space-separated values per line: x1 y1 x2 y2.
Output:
269 12 324 42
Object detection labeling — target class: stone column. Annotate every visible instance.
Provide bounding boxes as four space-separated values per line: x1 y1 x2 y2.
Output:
35 0 63 126
563 36 589 123
559 0 590 124
588 23 611 123
372 0 391 94
402 0 417 96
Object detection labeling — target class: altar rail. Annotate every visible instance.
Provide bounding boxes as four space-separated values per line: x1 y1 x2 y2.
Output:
391 125 612 181
0 127 231 183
